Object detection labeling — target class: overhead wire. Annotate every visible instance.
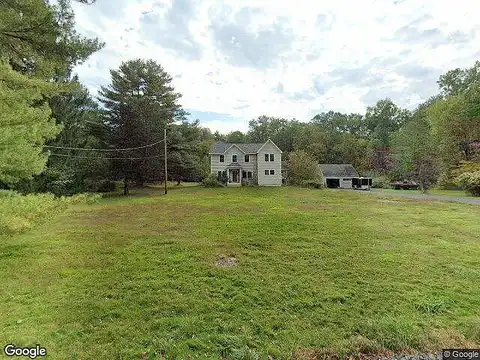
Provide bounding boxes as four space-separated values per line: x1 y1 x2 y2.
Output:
43 138 166 152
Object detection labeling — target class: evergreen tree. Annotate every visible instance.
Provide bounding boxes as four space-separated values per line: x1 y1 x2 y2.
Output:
0 61 62 184
98 59 187 193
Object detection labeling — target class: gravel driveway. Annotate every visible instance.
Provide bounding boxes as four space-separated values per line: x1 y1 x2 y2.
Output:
362 189 480 205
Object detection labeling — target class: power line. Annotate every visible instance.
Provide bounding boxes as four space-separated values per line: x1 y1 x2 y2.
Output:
43 138 165 152
47 153 164 160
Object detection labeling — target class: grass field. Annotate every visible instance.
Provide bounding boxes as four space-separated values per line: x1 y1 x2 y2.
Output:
375 188 471 198
1 186 480 359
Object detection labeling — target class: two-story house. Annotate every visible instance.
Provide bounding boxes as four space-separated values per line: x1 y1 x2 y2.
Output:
210 139 282 186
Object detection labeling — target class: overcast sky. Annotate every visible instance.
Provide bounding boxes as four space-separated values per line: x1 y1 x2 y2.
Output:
72 0 480 133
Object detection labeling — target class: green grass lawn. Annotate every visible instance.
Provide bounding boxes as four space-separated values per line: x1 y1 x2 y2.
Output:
375 188 471 198
1 187 480 359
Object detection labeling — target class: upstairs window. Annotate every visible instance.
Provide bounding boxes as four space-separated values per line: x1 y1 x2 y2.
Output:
270 154 275 162
232 154 237 162
265 154 269 161
245 154 250 162
264 170 269 175
219 155 224 163
270 170 275 175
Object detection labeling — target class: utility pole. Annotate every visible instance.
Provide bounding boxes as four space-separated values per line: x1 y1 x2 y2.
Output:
164 128 168 195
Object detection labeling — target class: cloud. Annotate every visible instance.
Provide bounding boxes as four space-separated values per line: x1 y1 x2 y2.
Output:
139 0 203 60
209 5 295 69
71 0 480 132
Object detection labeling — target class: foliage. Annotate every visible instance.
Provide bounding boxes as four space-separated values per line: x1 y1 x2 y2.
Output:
217 171 228 185
0 190 100 234
247 116 301 152
285 150 320 185
438 61 480 96
452 161 480 177
99 59 187 189
0 0 103 79
202 173 222 187
371 176 391 189
0 61 63 184
13 82 109 195
456 171 480 196
300 179 324 189
411 156 439 193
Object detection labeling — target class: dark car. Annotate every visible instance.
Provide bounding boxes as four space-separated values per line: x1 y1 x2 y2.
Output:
390 180 419 190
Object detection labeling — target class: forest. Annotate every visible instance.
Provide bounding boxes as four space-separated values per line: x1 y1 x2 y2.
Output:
1 0 480 197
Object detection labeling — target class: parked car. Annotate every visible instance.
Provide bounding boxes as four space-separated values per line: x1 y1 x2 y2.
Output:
390 180 419 190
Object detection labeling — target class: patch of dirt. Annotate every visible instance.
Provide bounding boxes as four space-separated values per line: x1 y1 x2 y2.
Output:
215 255 238 267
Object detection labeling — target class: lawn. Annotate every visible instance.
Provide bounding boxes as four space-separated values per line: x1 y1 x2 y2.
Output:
374 188 471 198
1 186 480 359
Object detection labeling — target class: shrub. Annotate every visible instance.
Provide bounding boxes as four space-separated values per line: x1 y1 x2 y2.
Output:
286 150 321 185
203 174 222 188
217 171 228 185
456 171 480 196
372 176 391 189
301 179 324 189
66 193 103 205
0 192 102 234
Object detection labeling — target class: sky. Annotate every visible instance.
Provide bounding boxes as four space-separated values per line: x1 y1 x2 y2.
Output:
72 0 480 133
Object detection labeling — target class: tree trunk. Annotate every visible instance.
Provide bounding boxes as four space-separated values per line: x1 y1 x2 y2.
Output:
123 177 129 195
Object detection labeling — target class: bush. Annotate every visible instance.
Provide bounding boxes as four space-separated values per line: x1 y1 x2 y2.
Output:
372 176 391 189
203 174 222 188
286 150 320 185
456 171 480 196
66 193 103 205
96 179 117 193
0 192 102 234
301 180 324 189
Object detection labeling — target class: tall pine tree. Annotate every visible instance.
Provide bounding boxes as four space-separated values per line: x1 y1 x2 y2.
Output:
99 59 187 193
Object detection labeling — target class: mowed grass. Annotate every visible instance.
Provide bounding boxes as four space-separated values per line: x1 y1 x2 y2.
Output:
1 187 480 359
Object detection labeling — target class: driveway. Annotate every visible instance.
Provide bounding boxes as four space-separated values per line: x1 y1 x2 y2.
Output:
361 189 480 205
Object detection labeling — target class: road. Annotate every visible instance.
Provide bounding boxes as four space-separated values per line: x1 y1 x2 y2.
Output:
360 189 480 205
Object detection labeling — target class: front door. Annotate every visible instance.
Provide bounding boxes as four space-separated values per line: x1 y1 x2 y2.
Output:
232 170 239 183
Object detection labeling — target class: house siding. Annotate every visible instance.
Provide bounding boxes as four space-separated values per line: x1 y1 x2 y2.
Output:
211 148 257 177
257 142 282 186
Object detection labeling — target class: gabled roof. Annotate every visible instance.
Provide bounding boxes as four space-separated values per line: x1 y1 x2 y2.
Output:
256 139 283 154
210 142 269 154
318 164 359 178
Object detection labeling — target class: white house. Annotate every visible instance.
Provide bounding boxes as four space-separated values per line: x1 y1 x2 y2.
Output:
210 139 282 186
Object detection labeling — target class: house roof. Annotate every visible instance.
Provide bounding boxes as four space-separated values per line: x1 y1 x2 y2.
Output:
210 142 267 154
226 162 242 168
318 164 359 178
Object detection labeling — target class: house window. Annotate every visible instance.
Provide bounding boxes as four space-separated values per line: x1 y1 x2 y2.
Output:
270 170 275 175
265 170 269 175
232 154 237 162
247 171 252 179
265 154 269 161
270 154 275 162
245 154 249 162
219 155 224 162
242 171 247 179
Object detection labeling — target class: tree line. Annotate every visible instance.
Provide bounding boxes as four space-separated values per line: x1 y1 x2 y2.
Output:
215 63 480 193
1 0 479 196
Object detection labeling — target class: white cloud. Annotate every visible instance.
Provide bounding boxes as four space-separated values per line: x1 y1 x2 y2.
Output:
73 0 480 132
